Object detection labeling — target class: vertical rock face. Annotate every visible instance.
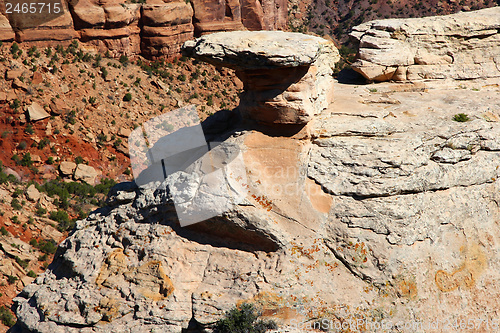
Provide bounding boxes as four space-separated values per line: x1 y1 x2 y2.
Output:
0 12 15 41
183 31 340 125
71 0 141 56
0 0 287 58
140 2 194 58
9 0 78 42
191 0 245 35
350 7 500 81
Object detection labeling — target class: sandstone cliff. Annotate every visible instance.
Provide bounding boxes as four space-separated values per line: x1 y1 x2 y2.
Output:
11 30 500 333
350 7 500 81
0 0 287 58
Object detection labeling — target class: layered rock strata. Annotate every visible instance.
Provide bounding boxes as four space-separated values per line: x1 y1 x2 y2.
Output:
12 78 500 333
183 31 340 124
350 7 500 81
0 0 287 58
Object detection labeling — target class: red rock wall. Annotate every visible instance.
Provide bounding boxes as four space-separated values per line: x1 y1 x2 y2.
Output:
0 0 287 58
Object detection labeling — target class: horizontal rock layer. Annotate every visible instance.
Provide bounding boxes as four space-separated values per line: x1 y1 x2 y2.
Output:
350 7 500 81
0 0 287 58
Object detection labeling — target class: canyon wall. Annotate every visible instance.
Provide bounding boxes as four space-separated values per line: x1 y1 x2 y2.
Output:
0 0 287 58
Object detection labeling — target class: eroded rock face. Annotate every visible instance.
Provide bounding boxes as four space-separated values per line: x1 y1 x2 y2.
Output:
13 78 500 332
140 2 194 58
183 31 340 125
1 0 287 58
351 7 500 81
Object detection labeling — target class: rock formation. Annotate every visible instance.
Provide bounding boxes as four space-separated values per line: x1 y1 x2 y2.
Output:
350 7 500 81
0 0 287 58
183 31 340 125
12 56 500 333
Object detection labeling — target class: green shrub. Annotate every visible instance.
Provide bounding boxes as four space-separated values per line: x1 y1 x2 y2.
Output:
35 204 47 216
453 113 469 122
25 124 34 135
213 303 278 333
49 210 73 231
119 55 129 65
7 275 17 284
10 42 19 54
37 239 57 254
20 152 33 167
37 138 50 150
27 270 37 278
0 226 8 236
10 99 20 110
74 156 84 165
15 256 29 269
0 305 15 327
17 141 27 150
123 93 132 102
11 198 22 210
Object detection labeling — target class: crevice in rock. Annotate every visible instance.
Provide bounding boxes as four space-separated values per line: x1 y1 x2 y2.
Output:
323 240 373 283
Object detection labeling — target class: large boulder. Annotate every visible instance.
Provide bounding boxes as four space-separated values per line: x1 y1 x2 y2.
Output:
351 7 500 81
183 31 340 125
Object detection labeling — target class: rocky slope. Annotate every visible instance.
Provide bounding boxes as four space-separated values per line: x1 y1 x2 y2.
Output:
10 29 500 333
0 0 287 59
350 7 500 81
0 39 241 332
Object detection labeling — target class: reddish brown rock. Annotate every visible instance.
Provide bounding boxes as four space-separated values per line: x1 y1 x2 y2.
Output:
191 0 244 35
141 2 194 58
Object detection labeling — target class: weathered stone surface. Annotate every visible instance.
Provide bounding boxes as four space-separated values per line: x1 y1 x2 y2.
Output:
5 69 24 81
0 13 15 41
74 164 99 185
59 161 77 177
140 2 194 59
191 0 244 35
183 31 340 124
0 0 287 58
351 7 500 81
25 184 41 202
13 78 500 332
26 102 50 122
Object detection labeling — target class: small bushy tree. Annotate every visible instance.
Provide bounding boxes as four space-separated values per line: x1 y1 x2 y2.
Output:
214 303 277 333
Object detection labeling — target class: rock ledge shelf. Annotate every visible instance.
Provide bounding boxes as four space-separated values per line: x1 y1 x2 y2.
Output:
183 31 340 125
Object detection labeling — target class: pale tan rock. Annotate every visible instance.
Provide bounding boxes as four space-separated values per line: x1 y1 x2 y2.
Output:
118 127 131 138
74 164 99 185
12 78 28 91
351 7 500 81
26 102 50 122
26 184 41 202
40 225 64 243
0 13 15 41
59 161 77 176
